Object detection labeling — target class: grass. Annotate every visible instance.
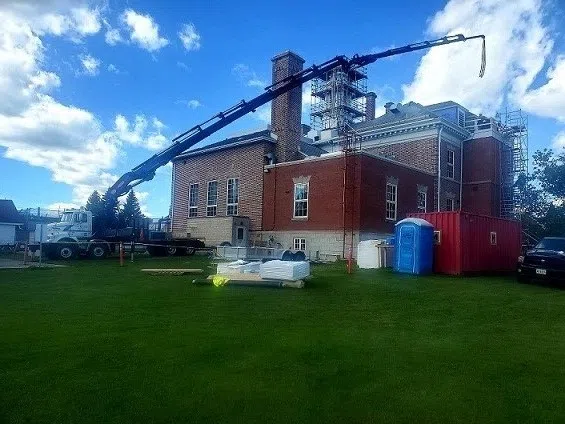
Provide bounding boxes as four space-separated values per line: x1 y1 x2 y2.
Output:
1 256 565 423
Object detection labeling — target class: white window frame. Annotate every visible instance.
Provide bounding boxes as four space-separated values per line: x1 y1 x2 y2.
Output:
490 231 497 245
446 197 455 211
458 109 466 128
206 180 218 217
386 183 397 221
293 238 306 251
188 183 199 218
417 190 427 213
226 178 239 216
293 182 309 219
446 149 455 179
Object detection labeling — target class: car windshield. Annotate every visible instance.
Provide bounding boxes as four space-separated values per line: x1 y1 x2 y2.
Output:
60 213 74 223
535 238 565 252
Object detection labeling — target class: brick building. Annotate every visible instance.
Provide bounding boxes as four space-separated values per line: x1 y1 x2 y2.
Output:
170 50 512 258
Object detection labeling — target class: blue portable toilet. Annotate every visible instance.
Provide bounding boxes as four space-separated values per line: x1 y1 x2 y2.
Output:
394 218 434 275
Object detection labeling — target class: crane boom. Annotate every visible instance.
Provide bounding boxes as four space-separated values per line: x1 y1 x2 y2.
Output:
107 34 485 199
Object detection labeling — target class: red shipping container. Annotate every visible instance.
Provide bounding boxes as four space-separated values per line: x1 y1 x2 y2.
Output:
407 211 522 275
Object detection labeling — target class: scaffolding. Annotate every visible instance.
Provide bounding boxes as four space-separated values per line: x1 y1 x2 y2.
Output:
310 65 367 132
498 109 528 219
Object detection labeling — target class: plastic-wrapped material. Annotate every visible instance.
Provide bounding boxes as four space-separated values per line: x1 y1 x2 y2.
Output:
259 260 310 281
216 260 260 275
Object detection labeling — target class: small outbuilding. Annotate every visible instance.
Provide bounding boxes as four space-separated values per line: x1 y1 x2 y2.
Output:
408 211 522 275
394 218 434 275
0 200 22 246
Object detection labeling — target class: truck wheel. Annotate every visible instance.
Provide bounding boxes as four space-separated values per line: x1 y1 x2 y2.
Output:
57 244 77 260
89 244 108 259
186 247 196 256
167 247 179 256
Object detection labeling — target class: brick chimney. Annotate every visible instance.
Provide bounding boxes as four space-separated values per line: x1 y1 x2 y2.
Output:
365 92 376 121
271 51 305 163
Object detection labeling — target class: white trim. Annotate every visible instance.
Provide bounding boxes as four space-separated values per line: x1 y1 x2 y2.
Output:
386 182 397 221
206 180 218 217
446 148 455 179
226 177 239 216
188 183 199 218
293 182 309 219
417 189 427 213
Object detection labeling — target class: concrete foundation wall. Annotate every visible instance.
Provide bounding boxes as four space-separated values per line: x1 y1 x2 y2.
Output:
255 229 394 260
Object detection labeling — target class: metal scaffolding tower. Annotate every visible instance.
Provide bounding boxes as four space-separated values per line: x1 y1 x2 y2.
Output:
498 109 528 218
310 65 367 132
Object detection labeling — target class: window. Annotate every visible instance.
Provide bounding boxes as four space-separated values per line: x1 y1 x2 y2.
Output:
446 149 455 179
293 238 306 251
434 230 442 245
226 178 239 216
188 183 199 217
386 183 397 220
237 227 245 241
458 109 466 128
294 183 308 218
206 181 218 217
490 232 497 246
446 198 455 211
417 190 427 213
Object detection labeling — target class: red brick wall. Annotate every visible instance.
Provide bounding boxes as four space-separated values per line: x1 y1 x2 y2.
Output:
359 155 436 233
172 142 274 236
262 154 435 233
462 137 501 216
364 137 438 173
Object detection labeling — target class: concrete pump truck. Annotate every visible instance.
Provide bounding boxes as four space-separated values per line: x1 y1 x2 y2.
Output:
40 34 486 260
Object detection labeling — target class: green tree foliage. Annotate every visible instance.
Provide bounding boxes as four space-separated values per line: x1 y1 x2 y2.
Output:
522 149 565 239
121 190 143 227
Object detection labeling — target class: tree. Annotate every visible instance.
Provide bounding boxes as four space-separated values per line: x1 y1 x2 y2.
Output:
101 192 119 230
85 191 104 217
521 148 565 239
121 190 143 227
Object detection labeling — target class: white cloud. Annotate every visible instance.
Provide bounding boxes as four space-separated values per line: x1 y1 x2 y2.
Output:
79 54 100 76
107 63 120 73
178 23 201 51
121 9 169 52
552 131 565 149
177 61 189 70
113 114 168 150
402 0 554 117
48 202 79 210
0 3 169 207
232 63 267 88
520 56 565 122
175 99 201 109
105 27 122 45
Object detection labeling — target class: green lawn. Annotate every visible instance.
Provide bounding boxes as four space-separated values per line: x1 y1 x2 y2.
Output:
1 257 565 423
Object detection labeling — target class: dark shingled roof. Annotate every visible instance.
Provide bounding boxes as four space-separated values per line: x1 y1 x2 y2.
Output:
0 200 22 223
300 140 326 157
174 129 275 160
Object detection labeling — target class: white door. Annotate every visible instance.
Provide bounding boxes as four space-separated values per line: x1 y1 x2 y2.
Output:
0 224 16 245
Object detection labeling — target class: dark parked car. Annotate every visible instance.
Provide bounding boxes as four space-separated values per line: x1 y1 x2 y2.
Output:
517 237 565 283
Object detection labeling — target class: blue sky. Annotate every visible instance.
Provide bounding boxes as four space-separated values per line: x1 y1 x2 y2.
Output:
1 0 564 216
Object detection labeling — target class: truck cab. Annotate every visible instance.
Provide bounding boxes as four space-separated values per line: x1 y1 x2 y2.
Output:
45 210 93 243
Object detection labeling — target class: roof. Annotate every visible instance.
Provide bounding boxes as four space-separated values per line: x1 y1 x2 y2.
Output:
299 140 326 157
0 200 22 224
174 129 275 160
396 217 434 227
352 101 435 131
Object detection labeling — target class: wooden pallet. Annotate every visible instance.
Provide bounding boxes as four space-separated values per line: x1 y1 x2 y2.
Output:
141 269 203 276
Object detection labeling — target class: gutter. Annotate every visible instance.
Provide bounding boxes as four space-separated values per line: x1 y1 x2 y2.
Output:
437 126 443 211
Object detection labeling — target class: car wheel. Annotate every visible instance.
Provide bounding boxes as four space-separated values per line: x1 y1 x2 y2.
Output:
167 246 177 256
89 244 108 259
58 244 76 260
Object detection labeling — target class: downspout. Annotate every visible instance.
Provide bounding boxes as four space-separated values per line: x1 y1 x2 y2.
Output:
342 151 347 259
170 162 176 232
437 126 443 212
460 140 464 210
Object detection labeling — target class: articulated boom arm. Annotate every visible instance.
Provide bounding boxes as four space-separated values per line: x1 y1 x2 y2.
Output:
107 34 485 200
